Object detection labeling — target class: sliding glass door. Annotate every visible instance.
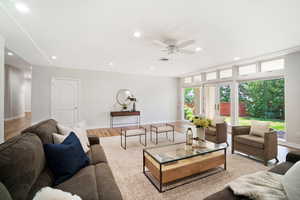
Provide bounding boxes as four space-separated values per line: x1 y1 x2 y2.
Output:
238 78 285 139
203 83 232 125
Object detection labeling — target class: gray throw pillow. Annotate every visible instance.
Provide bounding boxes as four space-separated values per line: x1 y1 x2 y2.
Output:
282 161 300 200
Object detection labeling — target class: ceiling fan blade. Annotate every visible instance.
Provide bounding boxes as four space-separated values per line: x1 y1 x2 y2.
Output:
153 40 169 47
178 49 195 55
176 40 195 48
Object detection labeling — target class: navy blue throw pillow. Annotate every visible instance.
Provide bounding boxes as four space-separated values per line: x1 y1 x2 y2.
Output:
43 132 90 185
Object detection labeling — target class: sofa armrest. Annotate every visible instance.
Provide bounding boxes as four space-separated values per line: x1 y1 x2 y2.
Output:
88 135 100 145
231 126 250 154
286 151 300 163
216 123 227 143
264 131 278 158
232 126 251 136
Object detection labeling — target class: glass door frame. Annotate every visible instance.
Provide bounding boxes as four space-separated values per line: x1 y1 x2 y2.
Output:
203 82 234 125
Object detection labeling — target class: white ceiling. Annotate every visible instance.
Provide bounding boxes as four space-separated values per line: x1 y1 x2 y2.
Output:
0 0 300 77
5 48 31 70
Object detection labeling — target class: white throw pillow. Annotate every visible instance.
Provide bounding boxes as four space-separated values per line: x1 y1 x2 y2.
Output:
211 116 225 127
33 187 82 200
57 124 73 135
250 120 270 137
57 124 90 153
52 133 67 144
74 121 90 147
282 161 300 200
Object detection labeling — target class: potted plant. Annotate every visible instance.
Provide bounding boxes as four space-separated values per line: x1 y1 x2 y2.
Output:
191 116 210 147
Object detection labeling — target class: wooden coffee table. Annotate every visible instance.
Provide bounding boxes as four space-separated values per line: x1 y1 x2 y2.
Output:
143 141 228 192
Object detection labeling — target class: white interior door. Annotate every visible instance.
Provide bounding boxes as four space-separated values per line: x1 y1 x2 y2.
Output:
51 78 80 126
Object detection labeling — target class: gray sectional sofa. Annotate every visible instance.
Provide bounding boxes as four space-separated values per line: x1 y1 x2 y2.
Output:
204 150 300 200
0 119 122 200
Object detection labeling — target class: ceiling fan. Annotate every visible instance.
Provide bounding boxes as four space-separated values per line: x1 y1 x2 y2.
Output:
153 38 196 55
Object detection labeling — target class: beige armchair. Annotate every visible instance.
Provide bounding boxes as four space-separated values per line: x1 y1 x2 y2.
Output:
231 125 278 166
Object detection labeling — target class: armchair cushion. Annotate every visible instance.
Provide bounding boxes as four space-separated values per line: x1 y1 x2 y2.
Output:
235 135 264 149
250 120 270 137
211 116 225 127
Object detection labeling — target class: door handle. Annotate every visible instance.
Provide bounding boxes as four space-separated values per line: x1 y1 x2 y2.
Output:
74 107 78 109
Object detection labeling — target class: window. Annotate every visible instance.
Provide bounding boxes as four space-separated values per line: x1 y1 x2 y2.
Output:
193 75 202 82
184 77 192 84
239 64 257 75
206 72 217 80
220 69 232 79
261 59 284 72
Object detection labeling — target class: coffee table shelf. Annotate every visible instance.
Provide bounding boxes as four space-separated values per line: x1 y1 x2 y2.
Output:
143 142 228 192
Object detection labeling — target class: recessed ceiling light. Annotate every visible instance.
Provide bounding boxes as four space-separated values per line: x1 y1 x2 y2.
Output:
234 57 240 61
195 47 203 52
109 62 113 66
149 66 155 71
7 52 13 56
15 2 30 14
51 56 57 60
133 31 141 38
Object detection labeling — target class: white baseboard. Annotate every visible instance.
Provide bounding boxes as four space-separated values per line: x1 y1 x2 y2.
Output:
279 140 300 149
4 113 25 121
86 120 178 130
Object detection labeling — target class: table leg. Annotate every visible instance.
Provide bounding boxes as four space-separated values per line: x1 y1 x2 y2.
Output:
143 150 145 173
224 148 227 170
156 131 158 144
159 163 162 192
139 134 141 144
173 129 175 142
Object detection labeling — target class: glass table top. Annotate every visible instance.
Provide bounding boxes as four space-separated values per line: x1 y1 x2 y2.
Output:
144 141 228 164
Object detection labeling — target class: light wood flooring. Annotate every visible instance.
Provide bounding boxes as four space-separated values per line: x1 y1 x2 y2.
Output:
3 114 296 164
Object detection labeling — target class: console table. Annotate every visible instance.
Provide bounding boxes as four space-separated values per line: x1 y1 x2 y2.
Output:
110 111 141 128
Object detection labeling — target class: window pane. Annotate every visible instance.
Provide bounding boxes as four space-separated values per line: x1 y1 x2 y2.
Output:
193 75 202 82
261 59 284 72
206 72 217 80
184 77 192 84
220 69 232 78
239 64 257 75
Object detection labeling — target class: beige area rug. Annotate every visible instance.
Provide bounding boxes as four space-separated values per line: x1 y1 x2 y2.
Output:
100 133 269 200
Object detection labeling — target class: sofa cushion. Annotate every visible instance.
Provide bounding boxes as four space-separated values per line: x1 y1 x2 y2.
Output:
21 119 58 144
95 163 122 200
44 132 90 185
89 145 107 164
235 135 264 149
55 165 99 200
26 168 54 200
282 161 300 200
0 133 46 200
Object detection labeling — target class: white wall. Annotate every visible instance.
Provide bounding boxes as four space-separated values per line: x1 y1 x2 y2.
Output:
4 64 26 120
32 66 179 128
24 79 31 112
0 35 5 143
285 52 300 145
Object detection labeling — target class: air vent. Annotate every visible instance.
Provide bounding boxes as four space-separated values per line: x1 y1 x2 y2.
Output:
159 57 169 61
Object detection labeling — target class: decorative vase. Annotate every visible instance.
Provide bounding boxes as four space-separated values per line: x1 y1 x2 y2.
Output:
195 127 206 147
